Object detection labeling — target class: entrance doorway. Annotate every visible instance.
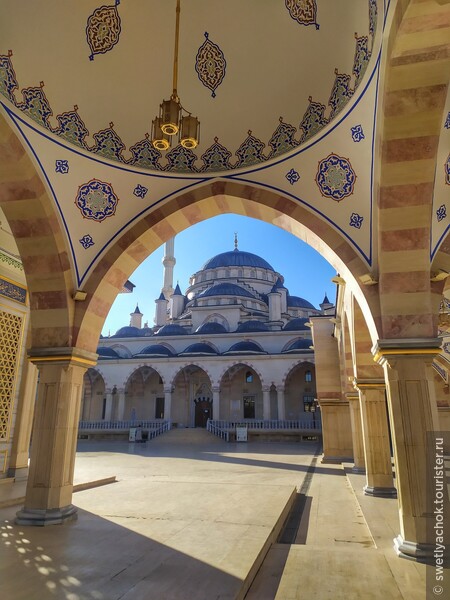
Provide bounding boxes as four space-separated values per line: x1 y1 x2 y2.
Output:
195 400 212 427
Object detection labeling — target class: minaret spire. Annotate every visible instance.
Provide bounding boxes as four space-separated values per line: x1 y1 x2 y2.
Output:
162 237 176 299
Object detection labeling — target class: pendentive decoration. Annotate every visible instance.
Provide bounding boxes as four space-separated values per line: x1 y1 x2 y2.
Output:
285 0 319 29
55 159 69 174
316 154 356 201
351 124 365 142
445 112 450 129
86 1 122 61
286 168 300 185
195 32 226 98
436 205 447 222
79 234 95 249
75 179 119 221
349 213 364 229
133 184 148 198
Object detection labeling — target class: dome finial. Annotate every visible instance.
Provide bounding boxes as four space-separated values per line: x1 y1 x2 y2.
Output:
234 232 238 251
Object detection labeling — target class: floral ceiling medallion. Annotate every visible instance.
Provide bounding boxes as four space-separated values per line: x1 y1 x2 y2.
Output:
195 32 227 98
316 154 356 201
75 179 119 221
285 0 319 29
86 1 122 61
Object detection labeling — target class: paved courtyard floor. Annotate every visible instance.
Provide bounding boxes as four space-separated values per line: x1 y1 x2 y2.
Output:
0 428 437 599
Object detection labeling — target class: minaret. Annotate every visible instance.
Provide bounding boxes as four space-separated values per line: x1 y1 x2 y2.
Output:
170 283 185 319
162 237 176 299
320 293 334 314
130 304 143 329
155 292 168 327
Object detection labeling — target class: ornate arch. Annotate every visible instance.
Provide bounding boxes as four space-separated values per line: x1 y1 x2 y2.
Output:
169 362 215 389
218 360 265 388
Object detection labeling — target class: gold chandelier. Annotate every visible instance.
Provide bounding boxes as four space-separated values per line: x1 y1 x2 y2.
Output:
151 0 200 151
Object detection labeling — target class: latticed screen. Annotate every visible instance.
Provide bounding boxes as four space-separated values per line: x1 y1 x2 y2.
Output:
0 310 23 441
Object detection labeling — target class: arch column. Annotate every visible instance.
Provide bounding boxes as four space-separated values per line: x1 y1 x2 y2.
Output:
16 347 97 526
353 379 396 496
104 389 114 421
346 392 365 474
262 386 271 420
212 386 220 421
276 386 285 421
164 387 173 421
374 339 449 562
8 359 38 480
116 388 126 421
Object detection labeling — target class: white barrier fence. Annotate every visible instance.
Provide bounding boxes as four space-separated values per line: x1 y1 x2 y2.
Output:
78 420 171 440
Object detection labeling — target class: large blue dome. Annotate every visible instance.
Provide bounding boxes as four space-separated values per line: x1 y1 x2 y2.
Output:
287 295 316 310
201 249 274 271
197 283 255 299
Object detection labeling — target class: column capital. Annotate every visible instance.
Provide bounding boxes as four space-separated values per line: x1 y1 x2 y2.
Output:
262 386 271 393
372 338 441 365
164 386 174 394
212 386 220 393
352 378 385 391
345 392 360 402
318 397 347 407
276 385 285 393
28 346 98 368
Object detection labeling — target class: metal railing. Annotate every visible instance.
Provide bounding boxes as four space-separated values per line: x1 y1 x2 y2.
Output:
208 419 322 431
78 420 172 440
206 419 230 442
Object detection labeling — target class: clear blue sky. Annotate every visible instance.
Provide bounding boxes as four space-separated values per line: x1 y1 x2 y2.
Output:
101 214 337 336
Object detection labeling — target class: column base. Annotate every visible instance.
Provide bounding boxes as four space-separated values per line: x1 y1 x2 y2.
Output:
393 534 436 564
321 456 353 464
351 466 366 474
15 504 78 526
7 466 29 481
364 485 397 498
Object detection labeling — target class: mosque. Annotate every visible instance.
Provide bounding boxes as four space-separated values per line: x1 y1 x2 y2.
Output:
80 236 333 434
0 0 449 596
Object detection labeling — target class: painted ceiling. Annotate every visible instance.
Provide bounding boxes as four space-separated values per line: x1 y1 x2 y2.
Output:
0 1 448 295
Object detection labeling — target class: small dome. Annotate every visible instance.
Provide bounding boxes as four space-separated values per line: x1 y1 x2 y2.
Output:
236 320 269 333
135 344 174 357
155 324 188 336
287 295 316 310
180 343 218 356
282 338 314 353
224 341 266 355
283 318 310 331
195 322 228 334
201 249 274 271
97 347 120 359
197 283 255 299
112 326 141 338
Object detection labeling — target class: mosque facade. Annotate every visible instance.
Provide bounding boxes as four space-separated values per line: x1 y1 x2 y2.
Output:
81 238 334 433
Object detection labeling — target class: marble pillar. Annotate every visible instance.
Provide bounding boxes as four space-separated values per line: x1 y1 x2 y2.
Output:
8 359 38 480
104 390 114 421
262 386 271 420
164 387 172 421
276 386 285 421
116 389 126 421
212 387 220 421
346 393 365 474
16 347 97 526
319 398 353 463
354 380 396 496
374 339 449 562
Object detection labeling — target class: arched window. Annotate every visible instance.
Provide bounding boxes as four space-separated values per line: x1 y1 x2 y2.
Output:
305 370 312 382
238 269 243 277
245 371 253 383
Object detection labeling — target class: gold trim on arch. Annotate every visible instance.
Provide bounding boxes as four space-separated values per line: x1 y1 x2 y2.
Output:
373 348 439 363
